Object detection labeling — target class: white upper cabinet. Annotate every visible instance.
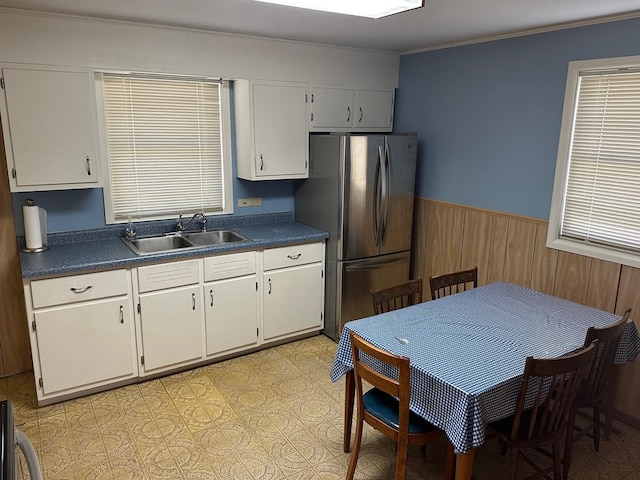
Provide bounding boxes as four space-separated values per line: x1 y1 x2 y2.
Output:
309 85 394 132
354 89 394 130
235 79 308 181
0 64 99 191
309 87 354 129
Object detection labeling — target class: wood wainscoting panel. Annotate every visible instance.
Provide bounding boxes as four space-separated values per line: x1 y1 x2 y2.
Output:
530 223 557 295
503 218 536 288
443 205 465 275
585 259 621 312
553 251 592 304
486 215 509 284
460 210 492 286
613 266 640 421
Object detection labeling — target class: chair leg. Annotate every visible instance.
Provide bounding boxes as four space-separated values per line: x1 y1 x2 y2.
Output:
592 405 601 452
508 447 519 480
563 408 576 480
346 414 364 480
394 438 409 480
552 440 561 480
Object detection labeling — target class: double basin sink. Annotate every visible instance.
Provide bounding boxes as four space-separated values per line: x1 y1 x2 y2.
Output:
123 230 248 255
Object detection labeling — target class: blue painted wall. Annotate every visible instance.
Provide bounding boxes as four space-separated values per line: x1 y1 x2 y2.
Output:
395 17 640 220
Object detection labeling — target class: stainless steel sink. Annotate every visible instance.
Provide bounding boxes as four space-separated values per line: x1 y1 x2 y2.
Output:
122 229 248 255
182 230 247 246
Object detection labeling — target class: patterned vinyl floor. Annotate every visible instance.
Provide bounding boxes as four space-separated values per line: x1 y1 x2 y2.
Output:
2 335 640 479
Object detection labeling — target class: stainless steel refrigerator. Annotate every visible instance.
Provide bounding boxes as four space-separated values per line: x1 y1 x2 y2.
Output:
295 133 418 340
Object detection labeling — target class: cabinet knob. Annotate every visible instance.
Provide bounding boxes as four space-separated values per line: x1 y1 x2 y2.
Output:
86 156 91 176
260 154 264 171
268 278 272 295
210 289 214 307
119 305 124 324
347 106 351 122
359 107 363 123
192 292 196 310
287 253 302 260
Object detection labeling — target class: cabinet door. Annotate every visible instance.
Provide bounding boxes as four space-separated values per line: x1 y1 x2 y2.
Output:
263 263 323 340
354 90 394 130
204 276 258 356
310 87 354 129
0 66 98 189
34 298 136 395
252 83 308 178
139 286 203 372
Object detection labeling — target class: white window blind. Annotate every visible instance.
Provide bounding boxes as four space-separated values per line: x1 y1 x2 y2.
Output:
102 74 225 221
560 69 640 253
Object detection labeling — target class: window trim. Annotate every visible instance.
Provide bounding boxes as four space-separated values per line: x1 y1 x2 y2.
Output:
94 70 234 224
547 55 640 269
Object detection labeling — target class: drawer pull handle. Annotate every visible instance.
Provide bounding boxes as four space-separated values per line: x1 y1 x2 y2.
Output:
268 278 272 295
119 305 124 324
287 253 302 260
210 289 214 307
192 293 196 310
70 285 93 293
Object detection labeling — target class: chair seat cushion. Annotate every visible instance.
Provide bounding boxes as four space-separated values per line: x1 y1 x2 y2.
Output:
363 388 438 434
488 408 559 443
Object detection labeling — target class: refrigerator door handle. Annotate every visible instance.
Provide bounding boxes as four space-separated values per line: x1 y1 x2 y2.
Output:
344 256 407 272
373 146 383 247
380 143 391 246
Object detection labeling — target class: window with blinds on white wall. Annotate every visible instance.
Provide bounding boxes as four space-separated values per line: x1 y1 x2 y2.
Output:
548 56 640 268
98 73 233 223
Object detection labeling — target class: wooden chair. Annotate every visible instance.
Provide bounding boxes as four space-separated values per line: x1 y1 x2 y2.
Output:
485 341 596 480
562 308 631 479
347 330 443 480
429 267 477 300
370 278 423 315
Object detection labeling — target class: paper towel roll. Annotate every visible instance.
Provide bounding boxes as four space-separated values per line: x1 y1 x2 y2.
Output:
23 204 47 251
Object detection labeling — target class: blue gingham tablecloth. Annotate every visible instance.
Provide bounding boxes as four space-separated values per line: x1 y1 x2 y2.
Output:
329 282 640 454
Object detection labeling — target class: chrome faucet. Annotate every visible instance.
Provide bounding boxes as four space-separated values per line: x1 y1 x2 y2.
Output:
177 212 207 232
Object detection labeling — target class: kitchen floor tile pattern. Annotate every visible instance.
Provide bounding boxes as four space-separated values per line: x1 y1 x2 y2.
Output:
3 335 640 479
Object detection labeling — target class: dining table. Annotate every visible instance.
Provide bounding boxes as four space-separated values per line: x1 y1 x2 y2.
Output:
329 281 640 480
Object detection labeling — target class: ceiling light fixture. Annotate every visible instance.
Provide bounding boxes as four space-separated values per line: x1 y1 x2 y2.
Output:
254 0 423 19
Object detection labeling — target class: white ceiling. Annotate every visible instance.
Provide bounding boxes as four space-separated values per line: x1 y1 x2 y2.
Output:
2 0 640 53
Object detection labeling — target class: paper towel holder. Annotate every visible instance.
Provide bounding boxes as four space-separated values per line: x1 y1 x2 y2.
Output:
21 199 48 253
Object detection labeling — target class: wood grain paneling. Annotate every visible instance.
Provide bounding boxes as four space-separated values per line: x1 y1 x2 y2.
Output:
460 210 492 286
503 218 536 288
530 223 557 294
553 251 591 304
585 259 621 312
412 198 640 424
0 121 31 375
613 266 640 420
487 215 508 284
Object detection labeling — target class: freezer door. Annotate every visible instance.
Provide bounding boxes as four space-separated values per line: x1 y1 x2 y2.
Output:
341 135 385 261
335 251 410 338
379 134 418 256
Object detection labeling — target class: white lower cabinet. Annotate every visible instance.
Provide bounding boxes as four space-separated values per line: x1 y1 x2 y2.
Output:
263 243 325 341
24 241 325 405
25 269 137 404
135 259 203 375
203 252 258 356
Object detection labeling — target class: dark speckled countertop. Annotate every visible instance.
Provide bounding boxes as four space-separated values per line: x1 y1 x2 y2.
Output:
19 212 328 279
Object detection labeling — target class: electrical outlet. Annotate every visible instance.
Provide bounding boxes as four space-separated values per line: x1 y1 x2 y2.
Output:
238 197 262 207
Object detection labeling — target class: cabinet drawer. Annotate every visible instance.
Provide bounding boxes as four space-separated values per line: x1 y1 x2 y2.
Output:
204 251 256 282
137 259 200 293
31 269 128 309
263 242 323 271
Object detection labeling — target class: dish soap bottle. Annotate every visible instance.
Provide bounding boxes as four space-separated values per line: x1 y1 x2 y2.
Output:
125 219 137 240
